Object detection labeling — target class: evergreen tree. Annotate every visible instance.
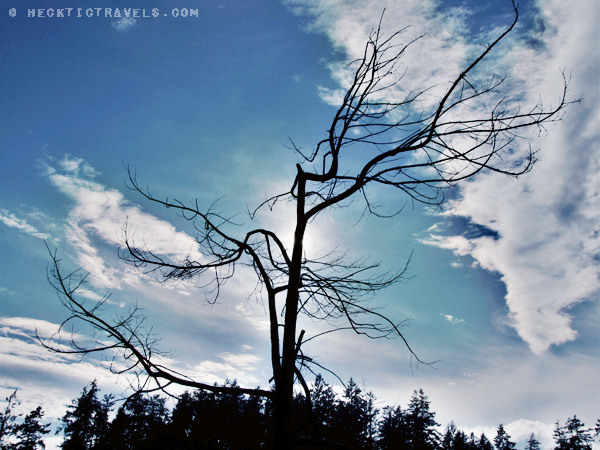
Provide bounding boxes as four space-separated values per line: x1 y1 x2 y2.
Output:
239 388 267 449
494 425 516 450
378 389 439 450
332 378 374 449
59 381 113 450
525 433 541 450
466 433 478 450
378 406 407 450
10 407 50 450
105 392 169 450
169 381 267 450
554 416 593 450
0 391 20 450
168 390 200 449
404 389 440 450
363 390 379 449
441 422 457 450
309 374 337 443
213 380 258 450
169 389 219 450
554 420 566 449
478 433 494 450
454 430 469 450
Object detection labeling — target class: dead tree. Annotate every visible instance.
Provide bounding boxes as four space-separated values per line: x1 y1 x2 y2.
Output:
42 3 572 449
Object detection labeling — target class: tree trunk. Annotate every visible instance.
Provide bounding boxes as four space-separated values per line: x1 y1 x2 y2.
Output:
273 168 307 449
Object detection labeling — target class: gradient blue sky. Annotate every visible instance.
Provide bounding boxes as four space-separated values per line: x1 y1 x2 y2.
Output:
0 0 598 448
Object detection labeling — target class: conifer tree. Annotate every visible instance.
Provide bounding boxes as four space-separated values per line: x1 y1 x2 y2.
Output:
213 380 254 450
441 422 458 450
168 389 220 450
404 389 440 450
334 378 377 449
554 416 594 450
310 374 337 441
363 391 379 448
105 393 169 450
168 382 268 450
0 391 20 449
10 407 50 450
494 425 516 450
59 381 113 450
479 433 494 450
525 433 541 450
454 430 469 450
378 389 439 450
467 433 479 450
378 406 406 450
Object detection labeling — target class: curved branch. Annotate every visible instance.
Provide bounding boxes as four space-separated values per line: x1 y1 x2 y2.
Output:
43 245 273 399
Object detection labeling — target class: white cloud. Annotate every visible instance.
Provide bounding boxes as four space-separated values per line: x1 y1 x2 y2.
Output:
420 234 476 258
0 317 61 339
442 314 464 324
297 0 600 354
0 209 49 239
506 420 555 450
235 303 270 331
285 0 472 109
190 349 263 387
421 0 600 354
218 351 262 369
112 17 136 32
0 317 120 388
58 155 99 177
0 317 100 363
0 335 75 366
43 155 204 290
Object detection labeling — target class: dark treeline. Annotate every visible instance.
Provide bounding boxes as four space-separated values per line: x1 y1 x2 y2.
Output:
0 377 598 450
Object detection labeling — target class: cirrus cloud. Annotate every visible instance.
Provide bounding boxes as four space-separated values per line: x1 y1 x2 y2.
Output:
42 155 204 290
0 209 49 240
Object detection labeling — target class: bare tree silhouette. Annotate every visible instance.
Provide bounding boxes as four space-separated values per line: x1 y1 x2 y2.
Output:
42 3 573 448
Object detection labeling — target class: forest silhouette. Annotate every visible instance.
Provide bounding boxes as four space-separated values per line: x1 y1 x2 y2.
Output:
1 377 596 450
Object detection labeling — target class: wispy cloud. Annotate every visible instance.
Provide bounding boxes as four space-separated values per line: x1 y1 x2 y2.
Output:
0 317 61 339
0 317 103 373
190 348 263 387
218 351 263 369
0 316 129 421
235 303 270 331
0 209 49 239
286 0 599 354
42 155 204 290
442 314 464 324
112 17 137 32
285 0 471 109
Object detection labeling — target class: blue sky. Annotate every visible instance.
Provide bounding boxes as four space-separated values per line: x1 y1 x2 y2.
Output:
0 0 598 448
